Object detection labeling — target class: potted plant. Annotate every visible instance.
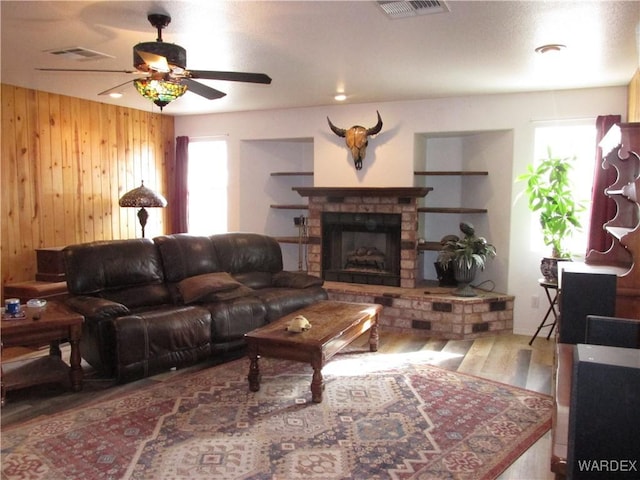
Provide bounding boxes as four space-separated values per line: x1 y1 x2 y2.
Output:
516 147 583 281
437 222 497 297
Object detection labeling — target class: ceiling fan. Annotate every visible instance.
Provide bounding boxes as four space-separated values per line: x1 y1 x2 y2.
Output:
37 13 272 109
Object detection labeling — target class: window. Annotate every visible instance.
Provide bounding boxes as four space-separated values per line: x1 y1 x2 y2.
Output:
533 123 596 257
187 139 228 234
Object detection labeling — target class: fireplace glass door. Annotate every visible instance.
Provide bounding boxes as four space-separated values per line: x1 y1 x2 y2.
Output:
322 212 401 286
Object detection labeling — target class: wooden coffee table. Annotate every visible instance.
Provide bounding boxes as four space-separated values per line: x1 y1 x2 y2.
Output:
245 300 382 403
1 300 84 405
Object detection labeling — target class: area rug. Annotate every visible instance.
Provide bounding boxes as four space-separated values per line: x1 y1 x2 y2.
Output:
1 350 552 480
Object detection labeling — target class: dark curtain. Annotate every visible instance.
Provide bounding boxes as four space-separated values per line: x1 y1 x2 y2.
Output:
585 115 621 255
170 136 189 234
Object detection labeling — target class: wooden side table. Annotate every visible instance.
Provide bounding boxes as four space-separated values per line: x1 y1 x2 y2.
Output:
1 301 84 405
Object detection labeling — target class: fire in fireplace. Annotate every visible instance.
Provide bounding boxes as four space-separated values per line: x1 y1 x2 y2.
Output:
321 212 401 286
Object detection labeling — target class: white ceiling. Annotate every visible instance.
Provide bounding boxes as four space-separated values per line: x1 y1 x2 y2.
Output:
2 1 639 117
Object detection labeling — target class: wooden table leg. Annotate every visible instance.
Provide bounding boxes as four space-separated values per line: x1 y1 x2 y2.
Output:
1 341 5 407
50 339 62 358
311 365 324 403
68 333 83 392
248 345 261 392
310 350 325 403
369 315 379 352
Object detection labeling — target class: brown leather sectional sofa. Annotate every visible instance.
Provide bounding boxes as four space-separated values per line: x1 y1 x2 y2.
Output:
63 233 327 382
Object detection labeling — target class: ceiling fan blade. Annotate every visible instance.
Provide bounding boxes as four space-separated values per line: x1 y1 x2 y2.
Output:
182 78 226 100
135 49 170 73
188 70 272 84
98 79 136 96
37 68 140 74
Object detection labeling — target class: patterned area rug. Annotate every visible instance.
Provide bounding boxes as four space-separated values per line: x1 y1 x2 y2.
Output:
1 350 552 480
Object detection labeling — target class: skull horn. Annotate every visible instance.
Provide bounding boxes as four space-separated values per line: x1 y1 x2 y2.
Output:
366 111 383 136
327 116 346 137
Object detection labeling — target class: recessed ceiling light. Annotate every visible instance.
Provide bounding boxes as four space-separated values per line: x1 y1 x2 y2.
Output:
109 92 123 99
535 44 566 54
334 93 347 101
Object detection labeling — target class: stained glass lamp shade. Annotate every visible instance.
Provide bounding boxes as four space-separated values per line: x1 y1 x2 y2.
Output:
133 78 187 109
119 181 167 237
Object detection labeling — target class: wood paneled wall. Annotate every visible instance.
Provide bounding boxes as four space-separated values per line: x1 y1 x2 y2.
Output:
1 84 175 287
629 69 640 122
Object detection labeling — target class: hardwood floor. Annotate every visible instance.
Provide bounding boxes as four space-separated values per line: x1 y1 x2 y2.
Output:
1 331 555 479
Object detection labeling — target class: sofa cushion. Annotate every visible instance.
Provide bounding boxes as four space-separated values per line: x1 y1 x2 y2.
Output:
178 272 243 304
203 285 254 302
154 234 222 282
64 238 165 295
233 271 273 289
253 286 329 322
206 296 268 342
272 271 324 289
100 284 173 310
114 306 212 382
210 233 283 274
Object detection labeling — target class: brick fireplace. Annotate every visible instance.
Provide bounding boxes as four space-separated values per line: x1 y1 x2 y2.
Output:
293 186 514 340
293 187 431 288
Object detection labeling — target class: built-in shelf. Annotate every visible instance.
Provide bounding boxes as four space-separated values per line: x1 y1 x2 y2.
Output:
274 236 297 244
415 170 489 246
414 171 488 176
270 171 312 213
270 204 309 210
417 241 442 252
417 207 487 214
274 236 310 244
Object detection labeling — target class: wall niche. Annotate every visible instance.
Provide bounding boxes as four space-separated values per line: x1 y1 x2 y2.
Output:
240 138 314 271
414 130 514 294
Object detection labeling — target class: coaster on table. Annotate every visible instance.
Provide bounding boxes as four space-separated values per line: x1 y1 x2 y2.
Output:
2 310 27 321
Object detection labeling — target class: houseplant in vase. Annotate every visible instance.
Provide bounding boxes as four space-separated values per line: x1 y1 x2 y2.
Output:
516 147 583 282
437 222 497 297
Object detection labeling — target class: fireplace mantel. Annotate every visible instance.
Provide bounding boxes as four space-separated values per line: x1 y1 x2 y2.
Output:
293 187 432 198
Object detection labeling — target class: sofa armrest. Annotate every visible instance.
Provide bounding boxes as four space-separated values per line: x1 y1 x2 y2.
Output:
272 271 324 289
66 295 130 321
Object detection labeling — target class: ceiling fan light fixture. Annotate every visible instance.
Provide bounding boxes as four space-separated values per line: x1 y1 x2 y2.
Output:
134 42 186 73
535 44 566 54
133 78 187 108
36 12 270 110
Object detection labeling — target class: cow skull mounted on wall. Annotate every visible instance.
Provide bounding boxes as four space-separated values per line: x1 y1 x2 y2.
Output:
327 111 383 170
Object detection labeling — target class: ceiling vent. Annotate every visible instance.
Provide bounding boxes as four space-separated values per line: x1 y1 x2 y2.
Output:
44 47 113 62
378 0 449 19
